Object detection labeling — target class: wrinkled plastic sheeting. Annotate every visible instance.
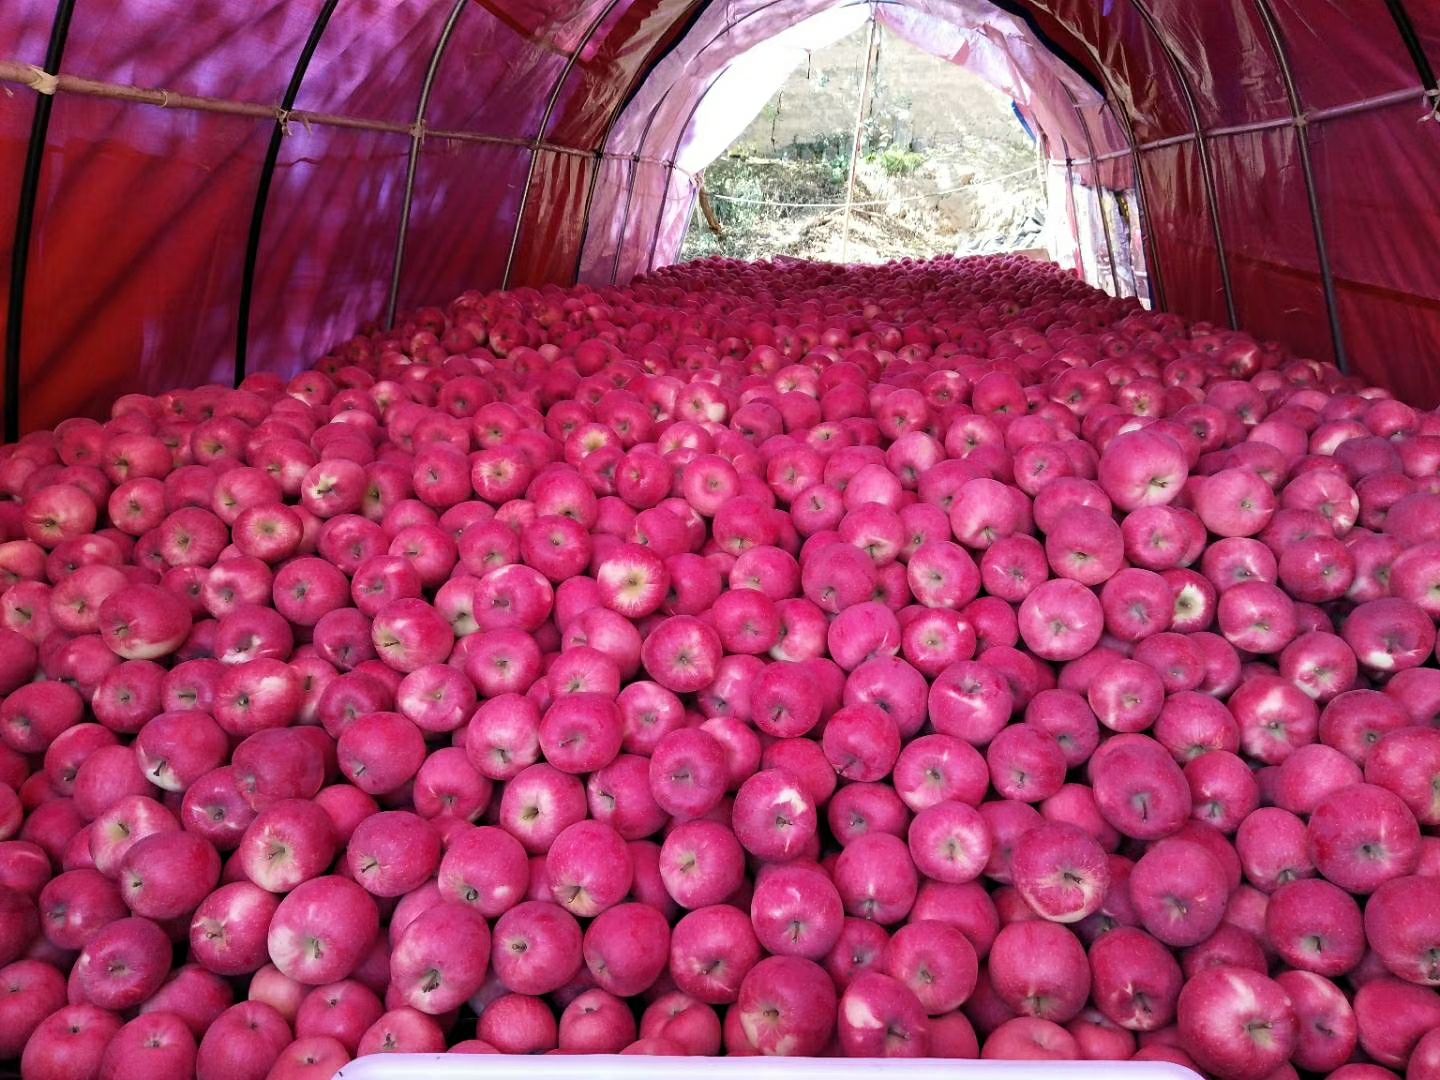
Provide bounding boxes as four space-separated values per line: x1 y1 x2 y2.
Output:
1046 161 1140 302
1266 0 1418 111
250 127 411 381
397 142 532 316
7 0 1440 426
1140 140 1229 330
1140 0 1289 130
544 0 703 151
13 0 323 430
1040 0 1192 143
20 100 271 430
1209 126 1333 365
510 151 596 288
1312 101 1440 407
580 0 1114 284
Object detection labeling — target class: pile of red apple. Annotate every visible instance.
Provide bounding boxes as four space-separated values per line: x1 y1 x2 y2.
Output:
0 253 1435 1080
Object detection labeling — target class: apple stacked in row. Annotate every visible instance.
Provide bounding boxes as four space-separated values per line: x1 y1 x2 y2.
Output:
0 253 1433 1080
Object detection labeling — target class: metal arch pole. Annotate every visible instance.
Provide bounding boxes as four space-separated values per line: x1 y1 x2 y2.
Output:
610 97 678 286
385 0 468 329
599 0 858 285
645 73 721 275
1030 24 1167 310
1125 0 1239 329
5 0 78 441
609 120 667 285
502 0 630 290
235 0 343 385
1102 95 1164 308
636 0 881 277
1252 0 1347 369
573 0 712 284
609 157 641 286
1062 82 1120 296
1383 0 1440 104
644 166 678 275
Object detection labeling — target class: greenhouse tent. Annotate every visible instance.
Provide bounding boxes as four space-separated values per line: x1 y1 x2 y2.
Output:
2 0 1438 433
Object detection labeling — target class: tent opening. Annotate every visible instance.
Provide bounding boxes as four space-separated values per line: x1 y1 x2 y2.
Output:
578 0 1147 309
675 18 1048 266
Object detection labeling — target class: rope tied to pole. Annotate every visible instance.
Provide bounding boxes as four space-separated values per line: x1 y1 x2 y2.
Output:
1421 88 1440 123
24 65 58 96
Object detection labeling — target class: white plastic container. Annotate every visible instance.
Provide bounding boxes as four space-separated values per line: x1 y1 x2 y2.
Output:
335 1057 1203 1080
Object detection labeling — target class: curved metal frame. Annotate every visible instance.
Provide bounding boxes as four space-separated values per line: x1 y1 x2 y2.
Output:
501 0 632 290
22 0 1429 411
646 67 724 275
1061 82 1120 296
590 0 1122 284
572 0 718 282
386 0 470 329
609 80 682 284
1250 0 1347 371
1124 0 1239 329
608 0 801 283
233 0 342 386
1383 0 1440 103
5 0 77 441
1102 95 1165 308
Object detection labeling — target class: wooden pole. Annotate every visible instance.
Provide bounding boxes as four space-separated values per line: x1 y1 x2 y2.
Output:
697 173 725 238
840 13 879 263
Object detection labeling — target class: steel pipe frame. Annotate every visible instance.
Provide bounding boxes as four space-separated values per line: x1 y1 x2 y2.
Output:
607 0 808 284
502 0 632 290
642 0 872 274
386 0 470 329
574 0 713 283
234 0 342 386
1061 87 1431 164
1124 0 1238 329
4 0 76 442
597 0 1116 284
1383 0 1440 108
645 71 720 275
0 60 708 165
1250 0 1347 372
609 97 677 285
13 0 1426 420
1061 81 1121 296
1102 95 1165 309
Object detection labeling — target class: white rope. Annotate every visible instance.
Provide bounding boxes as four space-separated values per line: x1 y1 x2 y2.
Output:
704 165 1039 209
